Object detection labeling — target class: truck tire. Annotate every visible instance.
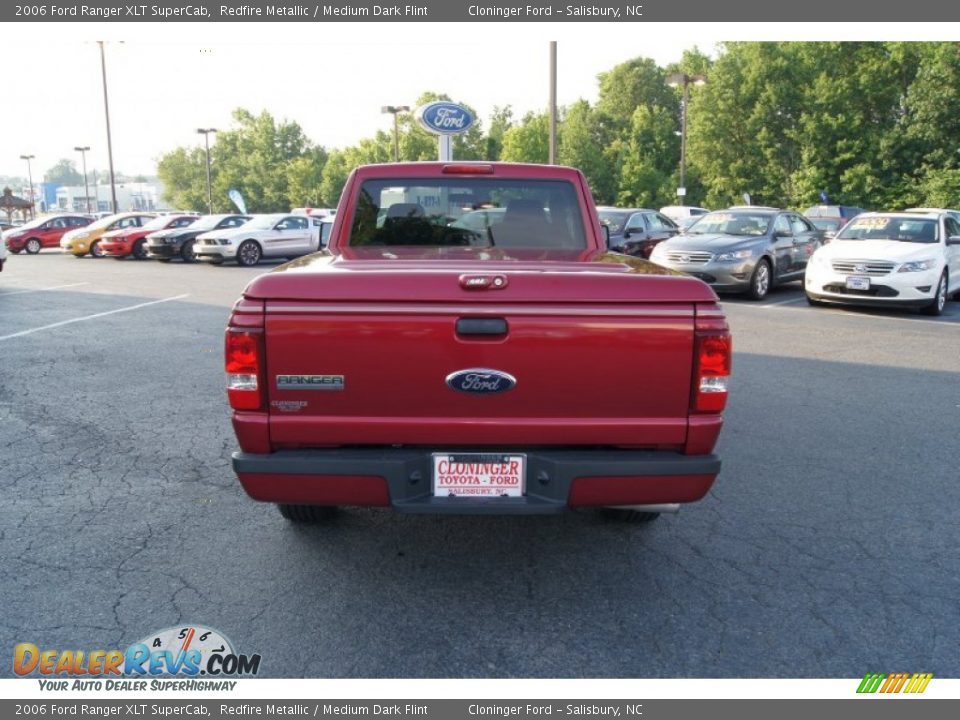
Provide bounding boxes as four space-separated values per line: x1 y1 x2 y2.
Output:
277 504 338 523
25 238 42 254
599 508 661 523
237 240 262 267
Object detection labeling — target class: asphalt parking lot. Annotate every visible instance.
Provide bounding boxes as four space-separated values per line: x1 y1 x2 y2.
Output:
1 251 958 678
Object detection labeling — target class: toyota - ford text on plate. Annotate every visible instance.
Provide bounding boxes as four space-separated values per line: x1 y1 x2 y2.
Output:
224 163 731 523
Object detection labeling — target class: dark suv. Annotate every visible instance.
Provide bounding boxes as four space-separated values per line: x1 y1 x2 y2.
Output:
597 207 680 258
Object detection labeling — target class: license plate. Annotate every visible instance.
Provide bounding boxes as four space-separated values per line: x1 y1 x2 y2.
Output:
432 453 525 498
846 276 870 291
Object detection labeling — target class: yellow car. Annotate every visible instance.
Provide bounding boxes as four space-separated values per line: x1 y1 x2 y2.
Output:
60 212 156 257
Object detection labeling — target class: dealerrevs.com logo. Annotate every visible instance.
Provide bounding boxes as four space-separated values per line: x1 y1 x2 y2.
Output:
13 625 261 690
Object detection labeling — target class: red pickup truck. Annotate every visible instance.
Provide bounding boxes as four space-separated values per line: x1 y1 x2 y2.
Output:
225 163 730 523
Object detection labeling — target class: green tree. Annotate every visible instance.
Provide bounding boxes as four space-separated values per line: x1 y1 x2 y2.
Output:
318 150 351 209
558 100 615 202
286 147 329 208
485 106 513 160
156 147 208 212
500 111 550 163
43 159 83 186
616 104 682 207
157 108 317 213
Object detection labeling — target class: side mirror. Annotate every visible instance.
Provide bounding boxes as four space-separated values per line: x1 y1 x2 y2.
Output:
773 230 790 239
824 230 836 239
948 236 960 246
601 224 610 246
622 229 631 239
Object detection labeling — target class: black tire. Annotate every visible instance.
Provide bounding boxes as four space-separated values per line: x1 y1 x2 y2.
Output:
921 271 948 316
157 258 172 263
89 240 104 258
599 508 661 524
236 240 262 267
25 238 42 254
746 258 772 300
131 239 148 260
180 239 197 263
277 504 338 523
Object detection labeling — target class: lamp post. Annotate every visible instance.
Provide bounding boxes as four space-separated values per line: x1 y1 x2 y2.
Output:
666 73 707 206
381 105 410 162
548 41 557 165
196 128 217 214
97 40 120 213
19 154 35 217
74 146 91 213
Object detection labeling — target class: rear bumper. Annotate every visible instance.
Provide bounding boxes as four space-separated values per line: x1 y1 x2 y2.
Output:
232 448 721 515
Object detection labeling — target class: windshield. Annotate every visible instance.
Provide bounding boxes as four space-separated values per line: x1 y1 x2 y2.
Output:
143 215 189 231
598 211 632 233
15 216 49 230
810 218 843 231
837 216 939 243
349 178 587 249
89 215 128 230
687 212 772 236
244 214 286 230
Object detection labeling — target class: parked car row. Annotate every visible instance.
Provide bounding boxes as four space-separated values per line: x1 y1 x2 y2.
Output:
1 210 335 267
635 206 960 316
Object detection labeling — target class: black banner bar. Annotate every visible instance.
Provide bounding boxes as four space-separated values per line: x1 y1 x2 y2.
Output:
4 1 960 22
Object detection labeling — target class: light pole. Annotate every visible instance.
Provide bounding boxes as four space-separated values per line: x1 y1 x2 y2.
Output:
197 128 217 214
74 146 91 213
666 72 707 206
98 40 120 213
381 105 410 162
19 154 35 218
548 41 557 164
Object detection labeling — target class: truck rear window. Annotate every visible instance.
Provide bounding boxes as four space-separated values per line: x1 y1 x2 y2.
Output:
348 178 587 249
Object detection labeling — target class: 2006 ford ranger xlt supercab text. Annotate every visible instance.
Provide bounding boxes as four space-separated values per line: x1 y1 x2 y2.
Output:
224 162 731 523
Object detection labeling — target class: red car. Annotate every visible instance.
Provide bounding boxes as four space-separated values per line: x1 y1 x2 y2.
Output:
3 214 92 254
225 162 731 524
100 214 199 259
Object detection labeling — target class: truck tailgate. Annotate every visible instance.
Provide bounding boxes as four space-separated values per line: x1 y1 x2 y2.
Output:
263 296 695 448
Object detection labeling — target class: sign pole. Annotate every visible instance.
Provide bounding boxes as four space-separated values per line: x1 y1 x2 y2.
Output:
438 136 452 162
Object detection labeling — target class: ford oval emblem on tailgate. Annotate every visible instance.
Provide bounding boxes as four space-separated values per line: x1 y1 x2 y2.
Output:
446 369 516 395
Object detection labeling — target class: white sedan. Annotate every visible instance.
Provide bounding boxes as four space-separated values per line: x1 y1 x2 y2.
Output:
194 213 326 267
805 211 960 315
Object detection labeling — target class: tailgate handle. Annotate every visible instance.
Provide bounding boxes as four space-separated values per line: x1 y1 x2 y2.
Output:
456 317 508 336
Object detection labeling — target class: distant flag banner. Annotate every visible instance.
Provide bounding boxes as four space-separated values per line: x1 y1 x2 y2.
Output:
228 188 247 215
857 672 933 694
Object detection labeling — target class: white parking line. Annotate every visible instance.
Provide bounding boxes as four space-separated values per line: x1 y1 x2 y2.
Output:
761 296 808 307
0 282 89 296
0 294 189 342
732 300 960 326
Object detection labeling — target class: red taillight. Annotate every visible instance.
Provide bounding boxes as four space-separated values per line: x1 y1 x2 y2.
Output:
225 329 264 411
441 164 494 174
692 332 731 413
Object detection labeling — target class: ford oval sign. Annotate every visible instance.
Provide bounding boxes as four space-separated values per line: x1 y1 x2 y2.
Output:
416 102 475 136
446 368 516 395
